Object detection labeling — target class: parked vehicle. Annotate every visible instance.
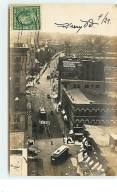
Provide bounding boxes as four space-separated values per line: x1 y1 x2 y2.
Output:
47 74 51 79
26 91 31 95
57 102 63 111
47 94 51 99
28 148 38 156
67 137 74 144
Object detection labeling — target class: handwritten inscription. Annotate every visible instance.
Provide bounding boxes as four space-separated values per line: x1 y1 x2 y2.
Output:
54 12 111 33
98 12 111 24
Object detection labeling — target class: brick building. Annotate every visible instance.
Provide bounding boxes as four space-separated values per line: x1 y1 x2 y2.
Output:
9 44 29 131
58 57 117 126
59 57 105 81
62 88 117 128
58 57 105 100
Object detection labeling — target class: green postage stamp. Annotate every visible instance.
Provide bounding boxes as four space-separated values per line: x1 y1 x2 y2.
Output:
13 6 40 30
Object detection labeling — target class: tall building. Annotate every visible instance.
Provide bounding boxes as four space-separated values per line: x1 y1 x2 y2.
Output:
58 57 117 126
9 44 29 131
62 88 117 128
58 57 105 100
59 57 105 81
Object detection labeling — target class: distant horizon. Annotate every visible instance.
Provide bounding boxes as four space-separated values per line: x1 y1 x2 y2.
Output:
10 31 117 44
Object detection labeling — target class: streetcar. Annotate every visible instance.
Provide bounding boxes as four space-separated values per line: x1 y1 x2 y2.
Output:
39 106 47 133
39 106 47 121
51 145 69 163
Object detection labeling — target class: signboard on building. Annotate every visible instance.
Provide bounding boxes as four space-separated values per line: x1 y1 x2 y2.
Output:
63 61 75 68
39 120 50 125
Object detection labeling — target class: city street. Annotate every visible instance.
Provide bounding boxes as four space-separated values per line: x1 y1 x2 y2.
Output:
32 139 80 176
27 55 80 176
27 55 63 139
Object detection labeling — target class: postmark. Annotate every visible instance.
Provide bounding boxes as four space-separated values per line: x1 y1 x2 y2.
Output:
13 6 40 30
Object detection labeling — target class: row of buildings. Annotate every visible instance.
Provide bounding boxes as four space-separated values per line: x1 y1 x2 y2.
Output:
9 43 29 176
58 57 117 129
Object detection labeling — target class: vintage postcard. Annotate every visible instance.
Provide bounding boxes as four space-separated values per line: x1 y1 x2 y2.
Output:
9 4 117 176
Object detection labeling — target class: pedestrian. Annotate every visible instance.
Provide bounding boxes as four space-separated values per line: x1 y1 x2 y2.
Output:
51 140 53 145
63 137 65 143
48 132 51 139
34 136 35 144
67 138 69 144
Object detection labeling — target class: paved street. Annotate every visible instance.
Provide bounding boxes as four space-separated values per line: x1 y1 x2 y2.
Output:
34 139 80 176
27 55 80 176
27 56 63 139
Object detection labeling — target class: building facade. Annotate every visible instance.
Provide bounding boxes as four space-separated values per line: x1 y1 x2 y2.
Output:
62 88 117 128
58 57 117 127
9 45 29 131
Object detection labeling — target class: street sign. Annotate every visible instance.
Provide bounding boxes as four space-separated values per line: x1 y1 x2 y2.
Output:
39 120 50 125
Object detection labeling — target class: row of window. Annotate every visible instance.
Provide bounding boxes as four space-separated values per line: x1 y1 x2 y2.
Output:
64 84 101 89
74 109 116 113
15 76 20 82
74 119 116 124
14 115 20 122
15 86 19 94
14 64 20 72
73 84 100 88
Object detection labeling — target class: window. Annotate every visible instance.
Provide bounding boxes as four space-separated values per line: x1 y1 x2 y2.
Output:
74 84 76 88
15 86 19 94
15 57 21 62
96 109 100 116
85 84 89 88
15 64 20 72
15 76 20 82
91 84 94 88
96 85 100 88
77 84 80 88
86 110 89 116
14 115 20 122
14 124 21 130
15 103 19 111
116 110 117 116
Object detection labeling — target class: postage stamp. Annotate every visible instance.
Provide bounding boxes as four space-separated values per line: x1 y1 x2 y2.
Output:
13 6 40 30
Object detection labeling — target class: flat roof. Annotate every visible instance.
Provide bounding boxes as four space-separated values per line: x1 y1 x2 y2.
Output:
110 134 117 140
10 132 24 149
10 149 27 176
61 79 103 83
64 88 115 105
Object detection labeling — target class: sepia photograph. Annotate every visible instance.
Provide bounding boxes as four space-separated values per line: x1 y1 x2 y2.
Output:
9 4 117 176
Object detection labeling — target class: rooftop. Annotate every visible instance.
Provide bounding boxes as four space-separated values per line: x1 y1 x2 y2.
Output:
10 132 24 149
64 88 116 105
10 149 27 176
110 134 117 140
